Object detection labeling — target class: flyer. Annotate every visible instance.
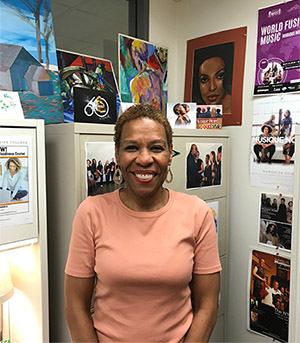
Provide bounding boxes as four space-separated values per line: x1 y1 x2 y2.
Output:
0 136 33 228
254 0 300 95
250 94 300 190
259 192 292 251
248 249 290 343
196 104 222 130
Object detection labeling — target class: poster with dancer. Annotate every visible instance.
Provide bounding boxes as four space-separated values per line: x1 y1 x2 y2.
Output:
186 143 222 189
259 192 293 251
0 135 33 228
250 94 300 190
0 0 63 123
206 200 219 235
166 103 196 129
248 249 290 343
85 142 125 197
119 34 168 111
57 49 121 122
254 0 300 95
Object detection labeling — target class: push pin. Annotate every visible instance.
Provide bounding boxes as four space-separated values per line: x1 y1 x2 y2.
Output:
276 185 280 189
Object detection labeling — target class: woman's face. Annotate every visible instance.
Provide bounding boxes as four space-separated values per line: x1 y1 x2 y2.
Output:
199 57 225 105
9 161 17 173
209 152 214 163
115 118 172 200
263 126 269 135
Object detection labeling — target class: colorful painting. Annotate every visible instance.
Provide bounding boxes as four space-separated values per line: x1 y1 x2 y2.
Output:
56 49 121 122
119 34 168 111
0 0 63 123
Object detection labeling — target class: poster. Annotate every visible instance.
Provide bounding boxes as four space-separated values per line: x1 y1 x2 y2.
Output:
254 0 300 95
85 142 125 197
119 34 168 111
250 94 300 190
0 0 63 123
206 200 219 235
259 193 292 251
248 249 290 343
166 103 196 129
0 135 33 228
56 49 121 122
0 91 24 119
196 104 222 129
186 143 222 189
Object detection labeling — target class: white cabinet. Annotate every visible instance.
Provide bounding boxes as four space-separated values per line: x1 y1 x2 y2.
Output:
45 123 230 342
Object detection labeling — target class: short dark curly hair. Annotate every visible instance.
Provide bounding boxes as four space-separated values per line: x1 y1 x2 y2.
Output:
114 104 173 150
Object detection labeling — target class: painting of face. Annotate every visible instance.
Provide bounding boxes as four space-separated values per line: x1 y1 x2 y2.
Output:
199 57 225 105
115 118 172 201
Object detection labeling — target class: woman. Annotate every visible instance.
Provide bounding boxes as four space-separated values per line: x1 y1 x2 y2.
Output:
104 160 110 184
65 104 221 342
262 223 280 247
206 151 218 186
253 125 276 163
173 103 191 126
96 160 103 184
1 158 28 200
280 110 292 138
192 43 234 114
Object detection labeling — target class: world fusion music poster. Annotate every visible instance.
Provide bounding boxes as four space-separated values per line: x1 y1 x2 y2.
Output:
254 0 300 95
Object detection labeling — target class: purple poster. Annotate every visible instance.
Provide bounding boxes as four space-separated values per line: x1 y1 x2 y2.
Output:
254 0 300 95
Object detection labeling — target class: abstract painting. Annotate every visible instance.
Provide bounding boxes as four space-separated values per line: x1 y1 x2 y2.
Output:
56 49 121 122
119 34 168 111
0 0 63 123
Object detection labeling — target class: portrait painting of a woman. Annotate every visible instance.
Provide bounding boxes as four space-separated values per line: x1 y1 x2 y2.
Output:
192 42 234 114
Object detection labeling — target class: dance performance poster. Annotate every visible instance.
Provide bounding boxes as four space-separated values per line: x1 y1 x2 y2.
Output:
250 94 300 190
248 249 290 343
0 136 33 228
254 0 300 95
259 192 293 251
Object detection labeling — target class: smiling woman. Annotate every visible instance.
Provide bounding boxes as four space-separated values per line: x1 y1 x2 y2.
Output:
192 42 234 114
65 104 221 343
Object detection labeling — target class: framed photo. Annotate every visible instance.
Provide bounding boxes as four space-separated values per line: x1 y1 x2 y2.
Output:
184 27 247 126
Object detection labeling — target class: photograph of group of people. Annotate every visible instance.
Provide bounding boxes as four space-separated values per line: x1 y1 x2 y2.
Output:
250 94 300 190
261 62 283 86
249 250 290 343
166 102 196 129
85 142 124 197
196 105 222 129
259 193 292 251
186 142 222 189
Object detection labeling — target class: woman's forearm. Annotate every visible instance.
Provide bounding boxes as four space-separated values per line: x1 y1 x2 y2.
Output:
184 307 218 343
66 307 99 342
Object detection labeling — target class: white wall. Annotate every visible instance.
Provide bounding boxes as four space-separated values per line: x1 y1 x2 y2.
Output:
149 0 280 341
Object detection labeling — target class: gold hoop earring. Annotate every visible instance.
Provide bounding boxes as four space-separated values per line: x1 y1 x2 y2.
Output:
113 166 123 185
165 166 173 184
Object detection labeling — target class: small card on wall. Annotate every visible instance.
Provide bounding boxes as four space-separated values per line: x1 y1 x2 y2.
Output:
196 104 222 129
0 91 24 119
73 88 117 124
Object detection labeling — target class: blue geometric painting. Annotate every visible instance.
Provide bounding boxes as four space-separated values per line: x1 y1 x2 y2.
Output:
0 0 63 123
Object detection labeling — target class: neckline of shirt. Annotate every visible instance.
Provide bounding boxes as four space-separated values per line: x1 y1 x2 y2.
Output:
114 188 174 218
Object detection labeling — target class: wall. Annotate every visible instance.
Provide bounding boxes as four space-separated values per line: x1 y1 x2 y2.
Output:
149 0 281 341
